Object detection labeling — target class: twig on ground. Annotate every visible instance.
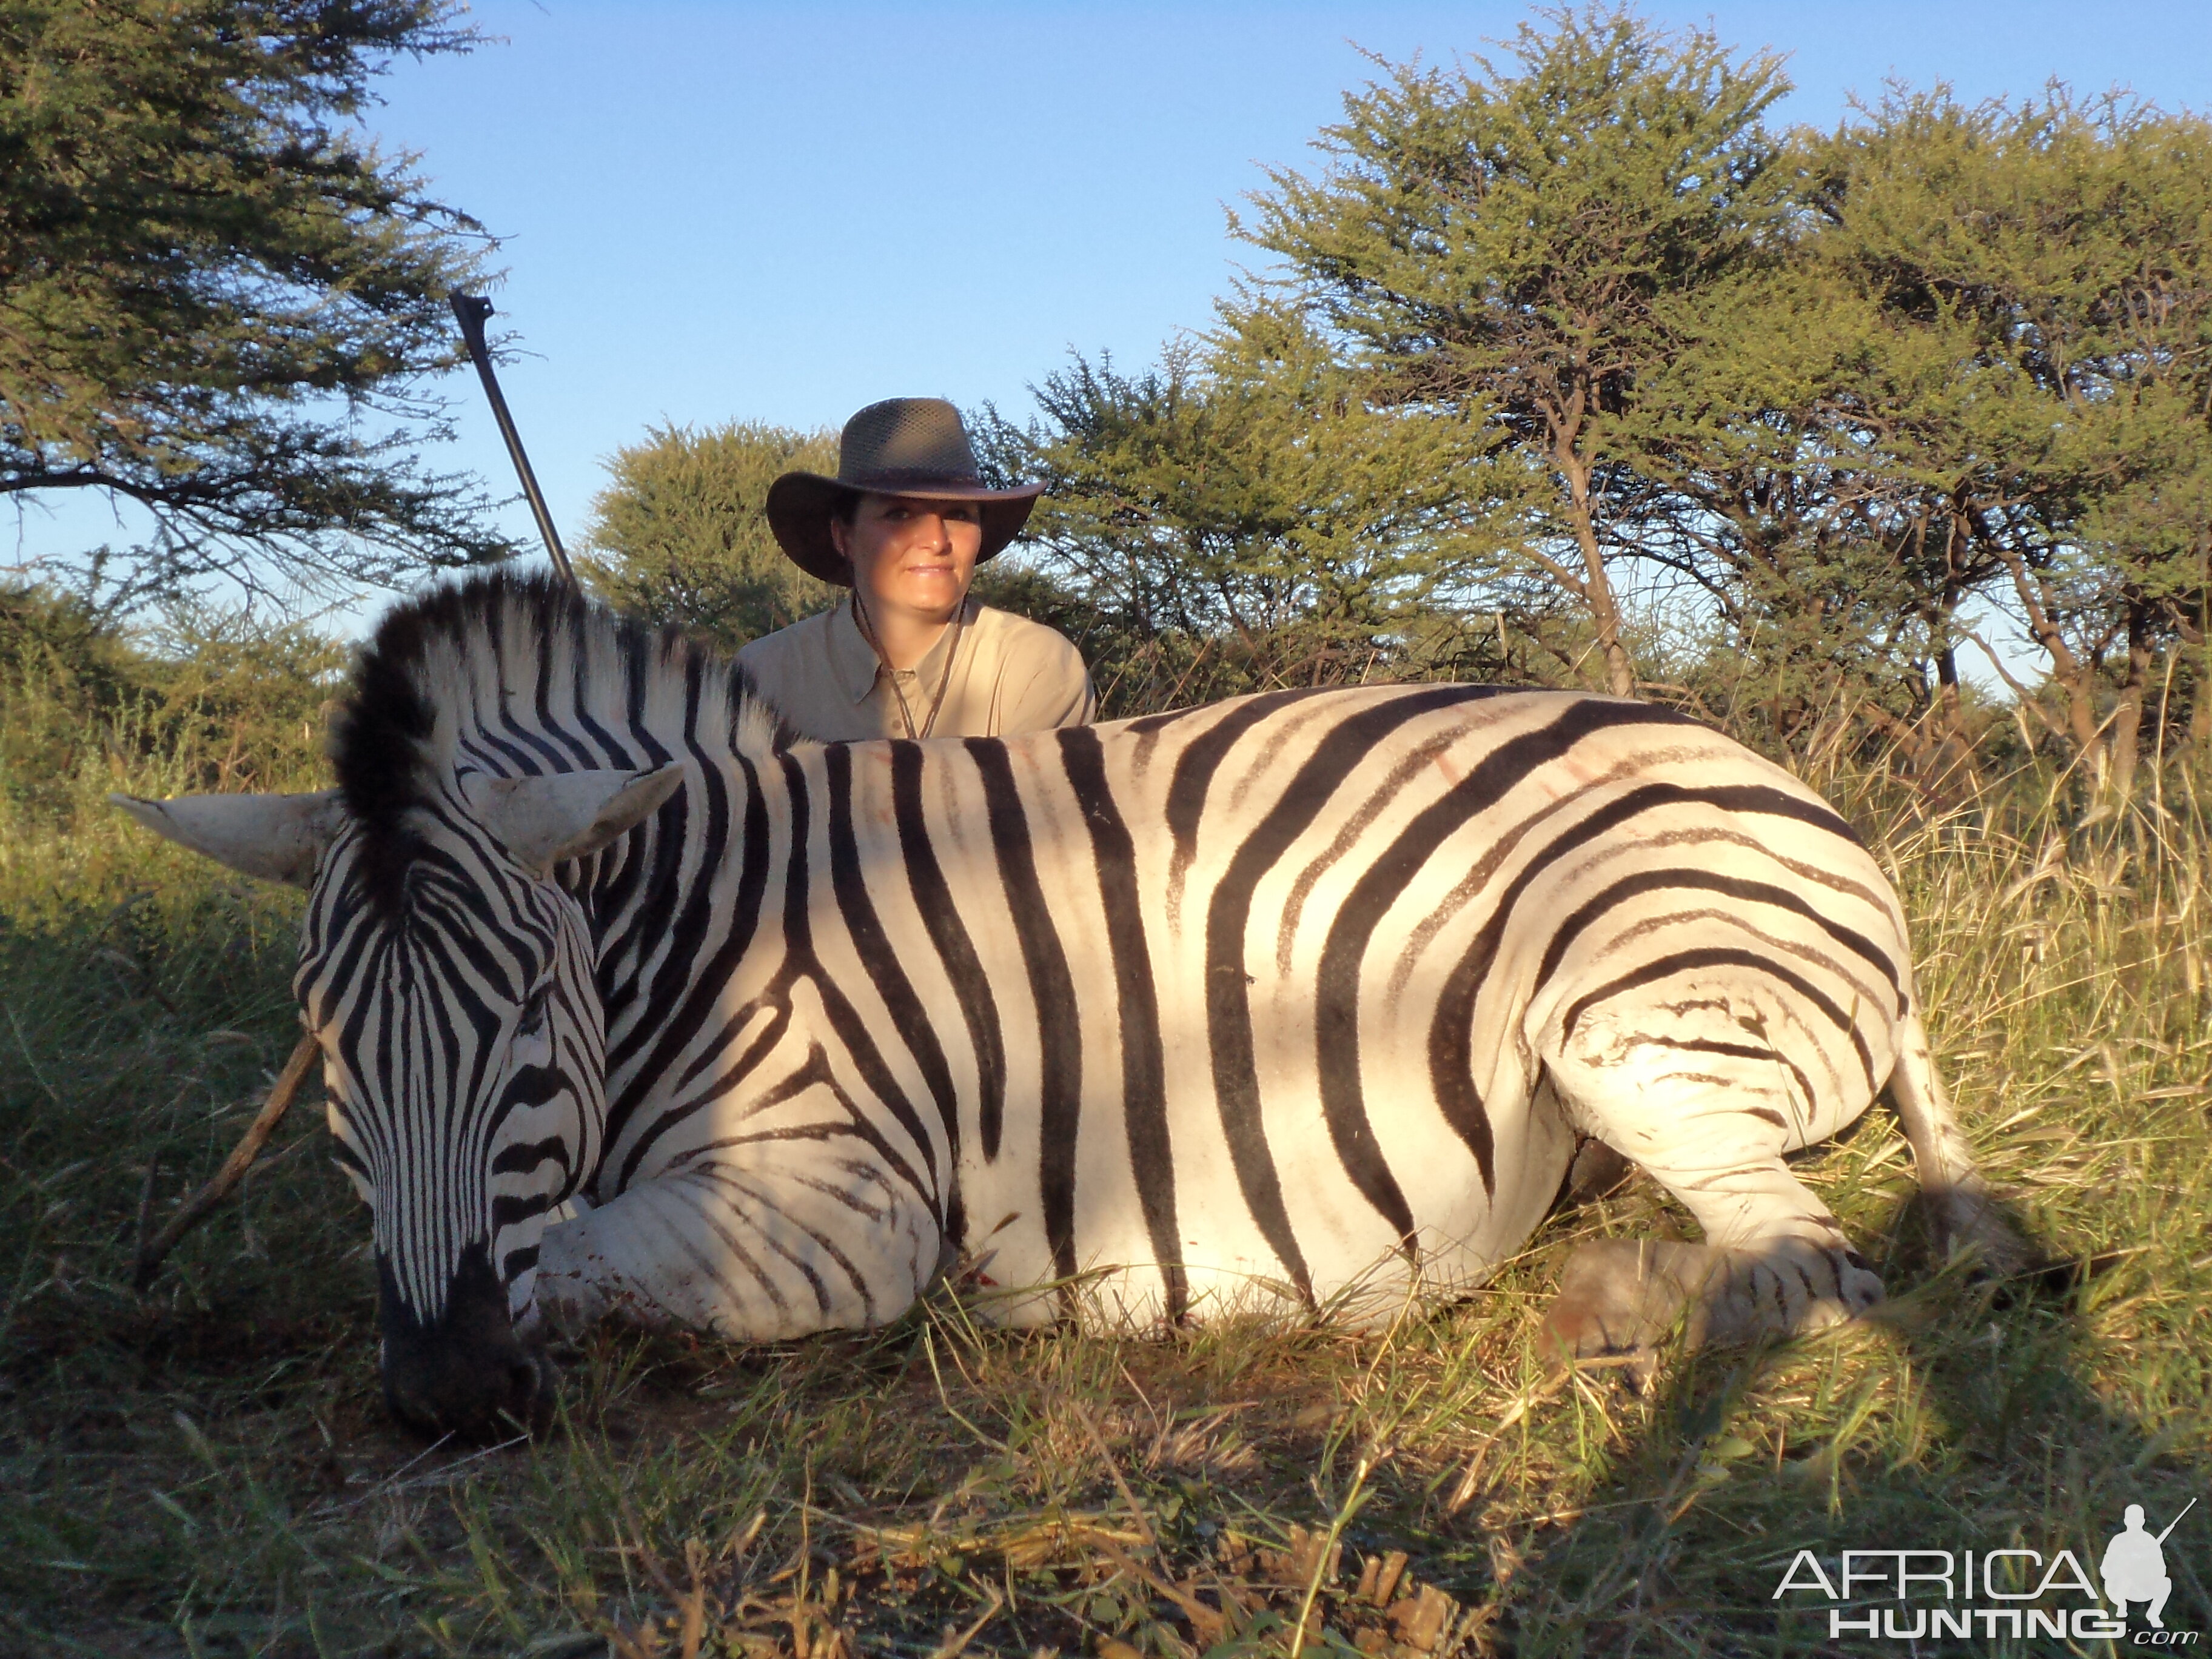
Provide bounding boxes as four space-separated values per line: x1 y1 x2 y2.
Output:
132 1030 318 1290
923 1589 1003 1659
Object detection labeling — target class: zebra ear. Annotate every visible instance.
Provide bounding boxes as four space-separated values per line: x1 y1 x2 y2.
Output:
463 765 683 872
109 789 343 889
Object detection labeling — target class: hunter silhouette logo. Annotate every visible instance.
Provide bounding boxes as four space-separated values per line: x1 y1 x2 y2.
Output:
2105 1500 2194 1631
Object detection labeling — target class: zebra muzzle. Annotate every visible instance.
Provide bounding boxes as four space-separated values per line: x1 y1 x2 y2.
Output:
377 1242 558 1441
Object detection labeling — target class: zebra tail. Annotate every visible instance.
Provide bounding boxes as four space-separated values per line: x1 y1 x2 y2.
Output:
1886 1008 2042 1279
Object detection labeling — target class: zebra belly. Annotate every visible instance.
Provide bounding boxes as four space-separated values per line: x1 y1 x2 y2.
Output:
953 1095 1578 1329
946 1016 1581 1331
889 697 1621 1330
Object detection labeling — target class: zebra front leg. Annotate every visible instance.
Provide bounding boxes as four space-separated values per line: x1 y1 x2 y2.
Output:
528 1152 942 1344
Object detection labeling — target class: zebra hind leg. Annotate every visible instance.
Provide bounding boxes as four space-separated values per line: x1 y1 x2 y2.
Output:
1886 1009 2041 1280
1536 1008 1887 1369
1540 1230 1877 1370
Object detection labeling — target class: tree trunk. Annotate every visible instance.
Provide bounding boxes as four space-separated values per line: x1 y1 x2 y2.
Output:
1927 641 1977 794
2194 655 2212 758
2180 614 2211 762
1560 446 1636 698
1997 541 2104 784
2108 608 2154 803
1933 642 1965 747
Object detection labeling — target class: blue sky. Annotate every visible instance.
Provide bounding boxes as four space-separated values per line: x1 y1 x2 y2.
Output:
13 1 2212 622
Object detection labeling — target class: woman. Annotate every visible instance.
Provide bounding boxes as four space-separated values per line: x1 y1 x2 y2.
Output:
736 398 1094 741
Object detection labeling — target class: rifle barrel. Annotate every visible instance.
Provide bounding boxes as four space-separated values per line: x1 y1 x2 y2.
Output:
449 293 576 586
2155 1496 2196 1545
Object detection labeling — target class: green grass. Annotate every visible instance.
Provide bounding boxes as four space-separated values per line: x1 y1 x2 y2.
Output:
3 734 2208 1657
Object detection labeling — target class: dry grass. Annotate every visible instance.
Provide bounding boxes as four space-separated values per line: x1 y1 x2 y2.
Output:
2 734 2208 1657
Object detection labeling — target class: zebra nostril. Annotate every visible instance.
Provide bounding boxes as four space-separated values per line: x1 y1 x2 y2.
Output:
375 1245 561 1440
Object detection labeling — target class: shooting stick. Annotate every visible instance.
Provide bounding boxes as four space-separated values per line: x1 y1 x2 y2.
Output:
136 295 581 1290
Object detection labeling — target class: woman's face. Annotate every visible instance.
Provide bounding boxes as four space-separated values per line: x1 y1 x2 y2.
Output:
831 493 983 626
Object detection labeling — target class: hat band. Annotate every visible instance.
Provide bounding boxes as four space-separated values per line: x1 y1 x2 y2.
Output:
839 466 987 491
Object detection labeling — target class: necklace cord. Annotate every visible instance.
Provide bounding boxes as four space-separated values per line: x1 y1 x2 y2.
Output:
851 591 966 740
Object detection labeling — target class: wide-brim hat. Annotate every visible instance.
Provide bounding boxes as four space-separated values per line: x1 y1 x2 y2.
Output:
765 397 1044 585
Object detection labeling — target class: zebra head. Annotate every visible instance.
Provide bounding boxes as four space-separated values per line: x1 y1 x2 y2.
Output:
113 762 681 1439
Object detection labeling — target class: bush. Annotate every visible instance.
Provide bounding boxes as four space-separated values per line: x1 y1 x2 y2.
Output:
0 585 338 924
578 421 841 651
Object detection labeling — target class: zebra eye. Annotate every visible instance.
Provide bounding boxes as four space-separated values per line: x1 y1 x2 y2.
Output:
515 983 551 1037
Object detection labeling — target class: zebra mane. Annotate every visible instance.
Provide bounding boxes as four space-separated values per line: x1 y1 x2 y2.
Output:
330 568 788 917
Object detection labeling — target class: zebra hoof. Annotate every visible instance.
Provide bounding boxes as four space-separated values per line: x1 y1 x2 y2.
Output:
1915 1188 2046 1285
1541 1238 1717 1376
1693 1244 1880 1349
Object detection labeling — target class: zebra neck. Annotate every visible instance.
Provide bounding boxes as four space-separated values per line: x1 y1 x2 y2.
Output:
581 745 789 1121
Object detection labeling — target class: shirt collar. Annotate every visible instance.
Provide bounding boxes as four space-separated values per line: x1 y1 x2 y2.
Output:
827 595 975 706
826 597 880 705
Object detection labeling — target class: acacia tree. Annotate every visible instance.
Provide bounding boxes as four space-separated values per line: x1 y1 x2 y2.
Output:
1631 234 2084 773
977 310 1523 712
1241 5 1794 697
0 0 514 600
578 421 839 651
2088 443 2212 770
1623 262 1920 743
1803 88 2212 794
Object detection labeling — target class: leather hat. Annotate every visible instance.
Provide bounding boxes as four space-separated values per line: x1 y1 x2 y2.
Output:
765 398 1044 585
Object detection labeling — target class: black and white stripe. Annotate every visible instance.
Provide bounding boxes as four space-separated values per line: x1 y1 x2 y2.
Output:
278 572 1988 1355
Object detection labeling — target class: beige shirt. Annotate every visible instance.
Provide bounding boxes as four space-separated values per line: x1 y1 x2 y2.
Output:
734 597 1095 742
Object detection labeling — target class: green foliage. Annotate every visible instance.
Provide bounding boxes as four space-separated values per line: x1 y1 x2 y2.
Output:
1797 87 2212 789
578 420 840 651
1238 3 1795 695
975 321 1536 714
133 601 350 792
0 575 139 705
1 582 139 820
0 0 516 598
1617 256 1933 745
0 581 337 833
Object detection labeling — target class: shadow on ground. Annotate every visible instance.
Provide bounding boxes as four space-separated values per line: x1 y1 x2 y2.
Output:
1485 1191 2211 1655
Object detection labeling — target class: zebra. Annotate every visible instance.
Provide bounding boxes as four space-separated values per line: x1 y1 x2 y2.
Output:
114 572 2025 1438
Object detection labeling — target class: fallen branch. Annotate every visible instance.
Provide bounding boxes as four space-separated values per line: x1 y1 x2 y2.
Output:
133 1030 319 1290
